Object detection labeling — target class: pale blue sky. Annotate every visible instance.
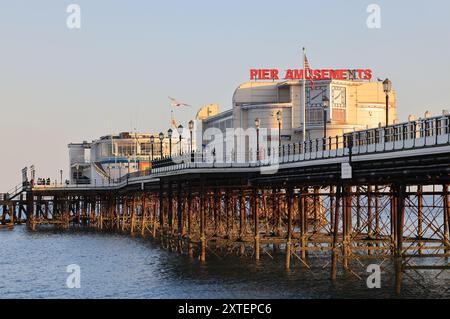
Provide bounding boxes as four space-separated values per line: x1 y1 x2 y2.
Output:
0 0 449 190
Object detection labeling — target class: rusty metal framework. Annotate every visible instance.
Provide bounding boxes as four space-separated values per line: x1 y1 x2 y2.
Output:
2 178 449 295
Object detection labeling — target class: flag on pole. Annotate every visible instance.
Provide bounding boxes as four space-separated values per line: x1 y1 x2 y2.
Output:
303 51 315 90
301 47 307 145
170 111 178 129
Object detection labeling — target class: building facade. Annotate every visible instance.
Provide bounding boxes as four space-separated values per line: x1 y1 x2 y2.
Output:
202 79 397 162
69 132 185 185
68 79 398 183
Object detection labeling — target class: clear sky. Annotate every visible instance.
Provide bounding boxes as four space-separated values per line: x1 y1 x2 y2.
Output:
0 0 449 191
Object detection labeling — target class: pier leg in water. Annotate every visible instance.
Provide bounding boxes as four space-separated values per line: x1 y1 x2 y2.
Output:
200 183 206 262
177 182 183 253
151 195 157 238
116 198 121 230
394 183 406 295
168 181 173 251
417 185 423 254
390 189 396 255
1 205 6 224
299 187 307 261
342 185 352 269
239 189 246 257
253 188 260 262
271 188 280 254
159 182 164 247
27 189 35 231
285 186 293 270
224 190 230 240
130 195 136 236
141 195 147 238
331 185 341 281
9 203 15 225
187 190 193 258
375 185 380 251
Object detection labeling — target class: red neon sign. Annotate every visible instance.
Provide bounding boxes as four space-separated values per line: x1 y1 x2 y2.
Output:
250 68 372 81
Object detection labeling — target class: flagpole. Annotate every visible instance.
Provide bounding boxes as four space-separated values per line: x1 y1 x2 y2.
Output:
110 120 117 181
111 133 117 180
302 47 307 148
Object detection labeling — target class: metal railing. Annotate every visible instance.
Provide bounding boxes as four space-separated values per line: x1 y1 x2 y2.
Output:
144 115 450 174
29 114 450 190
0 182 29 201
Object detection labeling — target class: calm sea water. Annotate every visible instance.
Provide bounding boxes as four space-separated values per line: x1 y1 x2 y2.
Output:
0 226 448 299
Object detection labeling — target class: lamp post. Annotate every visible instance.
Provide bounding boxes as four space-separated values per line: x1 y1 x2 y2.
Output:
255 118 260 162
167 129 173 156
383 78 392 126
322 95 330 150
177 124 183 156
189 120 194 154
150 135 154 161
158 132 164 159
276 110 282 155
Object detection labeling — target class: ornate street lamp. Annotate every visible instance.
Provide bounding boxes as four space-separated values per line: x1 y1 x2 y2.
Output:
276 110 282 155
177 124 183 156
150 135 154 161
383 78 392 126
167 128 173 156
188 120 194 154
158 132 164 159
255 118 260 161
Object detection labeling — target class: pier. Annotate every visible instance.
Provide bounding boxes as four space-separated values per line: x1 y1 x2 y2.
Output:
2 115 450 293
